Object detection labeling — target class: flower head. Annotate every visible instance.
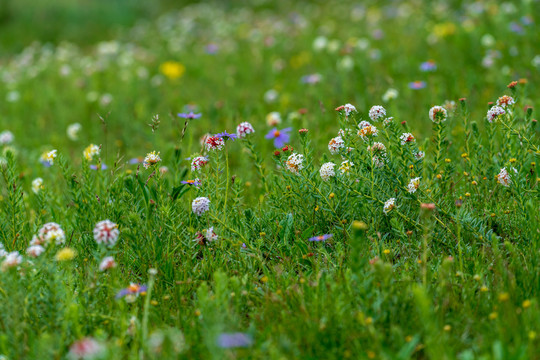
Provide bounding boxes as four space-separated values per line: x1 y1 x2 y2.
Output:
1 251 22 271
400 133 416 145
68 337 105 360
487 106 506 123
339 160 354 175
32 177 43 194
55 247 76 261
215 131 238 141
67 123 82 141
328 136 344 154
319 162 336 181
285 153 304 175
191 156 208 171
26 245 45 258
409 81 427 90
236 122 255 138
116 283 147 301
194 226 218 245
181 179 201 187
35 222 65 246
40 150 57 166
383 198 396 214
192 197 210 216
265 127 292 148
266 112 282 126
205 136 225 151
177 112 202 119
159 61 185 80
497 167 512 187
94 220 120 247
308 234 333 241
429 106 448 123
420 60 437 72
0 130 14 145
335 103 357 117
99 256 117 271
83 144 100 161
358 121 378 140
217 333 253 349
143 151 161 169
407 177 421 193
368 106 386 121
496 95 515 108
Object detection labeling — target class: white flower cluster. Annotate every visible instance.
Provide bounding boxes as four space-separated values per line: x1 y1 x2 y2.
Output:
94 220 120 246
368 105 386 121
32 178 43 194
407 177 421 193
400 133 415 145
328 136 344 154
203 227 218 242
192 197 211 216
368 142 387 167
358 121 378 141
0 130 14 145
429 106 448 123
486 106 505 123
383 198 396 214
84 144 101 161
319 162 336 181
1 251 22 271
496 167 515 187
191 156 208 172
496 95 515 108
143 151 161 169
286 153 304 175
31 222 66 246
236 122 255 138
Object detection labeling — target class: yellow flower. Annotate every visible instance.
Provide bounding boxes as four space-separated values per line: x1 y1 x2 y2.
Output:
522 299 531 309
159 61 186 80
55 247 76 261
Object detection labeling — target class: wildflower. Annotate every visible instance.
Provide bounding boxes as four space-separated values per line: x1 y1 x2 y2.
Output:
339 160 354 174
358 121 378 140
264 90 279 104
265 127 292 148
129 157 143 164
382 88 398 102
368 105 386 121
68 337 105 360
99 256 117 271
40 150 57 166
308 234 333 241
181 179 201 187
496 95 515 108
368 142 387 157
205 136 225 151
159 61 185 80
420 60 437 72
285 153 304 175
191 156 208 172
487 106 506 123
266 112 282 126
421 203 436 211
90 164 107 170
83 144 100 161
177 112 202 119
319 162 336 181
192 197 211 216
496 167 512 187
400 133 416 145
0 130 14 145
217 333 253 348
143 151 161 169
116 283 147 301
335 103 357 117
407 177 421 193
26 245 45 258
55 247 76 261
409 81 427 89
32 177 43 194
299 128 309 136
35 222 65 246
301 73 322 84
429 106 448 123
383 198 396 214
94 220 120 247
328 136 344 154
236 122 255 138
1 251 22 271
414 150 425 160
194 227 218 245
215 131 238 141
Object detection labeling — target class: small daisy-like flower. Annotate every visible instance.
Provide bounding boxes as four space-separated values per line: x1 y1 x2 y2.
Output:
429 106 448 123
487 106 506 123
382 88 399 102
285 153 304 175
368 105 386 121
301 73 322 84
319 162 336 181
191 156 208 171
68 337 105 359
143 151 161 169
26 245 45 258
414 150 425 160
1 251 22 271
32 177 43 194
192 197 210 216
328 136 345 154
205 136 225 151
266 112 282 126
335 103 357 117
177 112 202 119
420 60 437 72
94 220 120 246
116 283 147 301
40 150 57 166
215 131 238 141
0 130 14 145
99 256 117 271
358 122 378 140
308 234 333 241
496 167 512 187
83 144 100 161
67 123 82 141
407 177 421 193
236 122 255 138
496 95 515 108
37 222 65 246
409 81 426 90
400 133 416 145
265 127 292 148
181 179 201 187
339 160 354 174
383 198 396 214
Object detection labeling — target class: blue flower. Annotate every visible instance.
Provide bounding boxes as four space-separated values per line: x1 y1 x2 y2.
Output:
177 112 202 119
308 234 333 241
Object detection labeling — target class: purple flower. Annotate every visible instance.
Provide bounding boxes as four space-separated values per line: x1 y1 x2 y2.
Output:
408 81 426 90
521 15 533 26
116 284 147 299
181 179 201 187
420 60 437 72
215 131 238 141
129 157 143 164
265 127 292 148
205 43 219 54
90 164 108 170
509 22 524 34
177 112 202 119
301 73 322 84
217 333 253 348
308 234 333 242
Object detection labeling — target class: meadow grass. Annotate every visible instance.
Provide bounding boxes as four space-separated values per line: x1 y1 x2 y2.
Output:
0 1 539 359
